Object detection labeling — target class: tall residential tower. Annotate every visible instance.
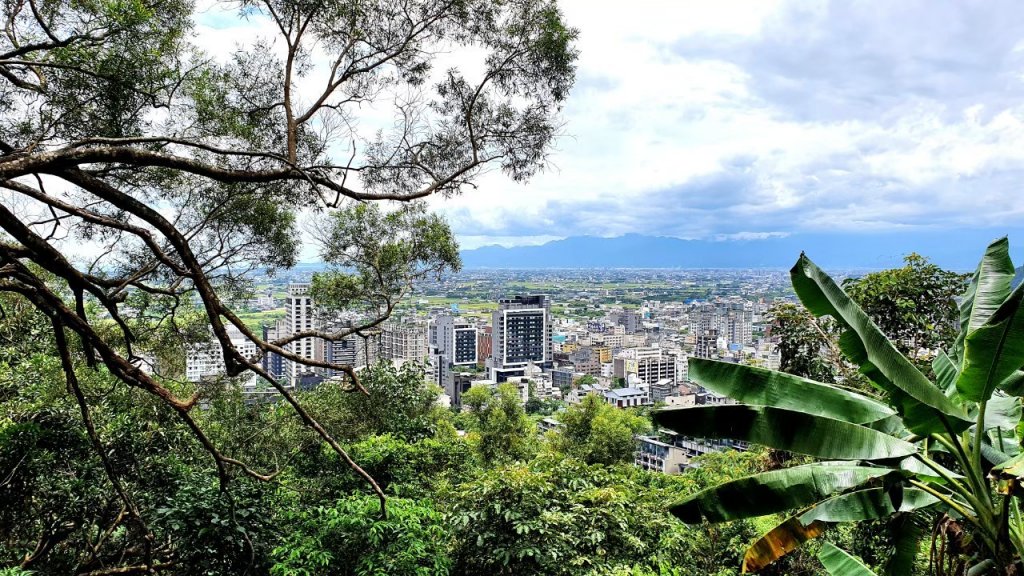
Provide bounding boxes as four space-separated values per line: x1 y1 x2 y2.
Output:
489 294 552 381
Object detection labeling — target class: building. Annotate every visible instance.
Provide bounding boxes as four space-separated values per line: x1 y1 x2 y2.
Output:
603 386 649 408
261 319 287 382
636 428 749 474
490 295 553 381
635 435 688 474
636 352 677 399
433 315 479 401
568 346 602 376
380 320 428 363
284 283 318 384
568 383 609 404
694 329 719 359
551 368 583 391
477 326 493 364
616 311 642 334
186 325 259 390
650 378 676 404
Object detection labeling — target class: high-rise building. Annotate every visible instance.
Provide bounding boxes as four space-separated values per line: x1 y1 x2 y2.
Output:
284 283 319 384
695 329 719 359
433 315 478 400
478 325 493 362
490 294 552 381
261 319 288 382
637 352 677 395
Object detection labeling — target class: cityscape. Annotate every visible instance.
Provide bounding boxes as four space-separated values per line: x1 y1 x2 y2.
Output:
6 0 1024 574
182 267 811 476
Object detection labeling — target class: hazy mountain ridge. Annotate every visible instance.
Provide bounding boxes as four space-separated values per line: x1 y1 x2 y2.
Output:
459 231 1024 270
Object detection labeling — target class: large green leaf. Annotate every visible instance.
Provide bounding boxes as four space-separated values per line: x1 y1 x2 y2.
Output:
791 254 970 434
1000 369 1024 396
687 358 895 425
897 456 963 482
668 463 904 523
884 513 927 576
983 393 1021 432
987 399 1021 459
818 542 878 576
654 404 917 461
955 237 1015 364
956 283 1024 402
933 350 959 395
799 487 937 524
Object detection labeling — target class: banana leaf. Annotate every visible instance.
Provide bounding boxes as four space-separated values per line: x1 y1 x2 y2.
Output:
792 254 971 434
818 542 878 576
799 487 936 524
654 404 917 461
669 463 904 523
1000 370 1024 396
688 358 895 424
883 513 927 576
955 236 1015 365
957 283 1024 402
742 488 936 572
933 350 959 395
743 516 826 573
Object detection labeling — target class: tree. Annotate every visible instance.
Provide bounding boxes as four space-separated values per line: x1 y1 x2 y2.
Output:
0 0 578 552
654 237 1024 575
575 374 598 387
303 360 444 443
552 394 650 466
271 495 451 576
768 254 968 388
843 253 969 358
764 302 842 384
462 383 535 464
447 457 680 576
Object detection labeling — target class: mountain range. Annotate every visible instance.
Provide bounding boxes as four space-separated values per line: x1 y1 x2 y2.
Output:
459 230 1024 270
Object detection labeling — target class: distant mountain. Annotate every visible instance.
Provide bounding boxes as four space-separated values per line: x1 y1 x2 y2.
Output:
459 231 1024 270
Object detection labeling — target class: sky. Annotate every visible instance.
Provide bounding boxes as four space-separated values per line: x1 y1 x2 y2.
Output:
193 1 1024 252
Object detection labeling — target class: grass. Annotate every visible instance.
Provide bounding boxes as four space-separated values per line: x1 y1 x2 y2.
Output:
235 308 286 332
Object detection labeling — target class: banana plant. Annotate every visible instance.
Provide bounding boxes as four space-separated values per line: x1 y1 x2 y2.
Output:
654 237 1024 575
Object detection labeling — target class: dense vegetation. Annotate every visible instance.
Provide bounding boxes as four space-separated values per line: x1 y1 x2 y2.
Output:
665 239 1024 575
0 297 791 575
0 0 579 548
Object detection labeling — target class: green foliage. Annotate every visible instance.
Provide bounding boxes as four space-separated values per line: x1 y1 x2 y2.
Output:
271 495 451 576
656 238 1024 574
342 434 477 498
843 253 969 358
553 395 651 465
312 361 444 442
765 302 844 384
154 473 280 575
461 383 535 464
525 396 564 415
311 203 461 313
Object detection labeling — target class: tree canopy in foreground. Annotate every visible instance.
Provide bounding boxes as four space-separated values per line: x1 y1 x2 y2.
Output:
0 0 577 513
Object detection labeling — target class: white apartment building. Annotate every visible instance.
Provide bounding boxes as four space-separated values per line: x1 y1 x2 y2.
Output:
185 325 259 390
285 283 318 384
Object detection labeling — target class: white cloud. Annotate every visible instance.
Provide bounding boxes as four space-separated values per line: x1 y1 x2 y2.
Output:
432 0 1024 247
191 1 1024 250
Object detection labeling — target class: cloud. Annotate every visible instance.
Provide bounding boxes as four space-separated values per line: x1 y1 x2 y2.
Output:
188 1 1024 251
435 0 1024 247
